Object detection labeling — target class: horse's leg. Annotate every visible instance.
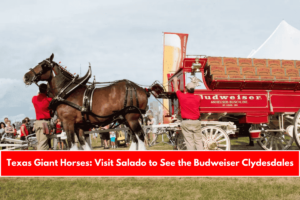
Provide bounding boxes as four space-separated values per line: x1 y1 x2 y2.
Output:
75 129 83 150
78 128 92 150
126 114 146 151
64 121 78 151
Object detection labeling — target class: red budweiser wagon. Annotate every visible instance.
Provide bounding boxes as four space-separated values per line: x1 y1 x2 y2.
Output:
154 56 300 150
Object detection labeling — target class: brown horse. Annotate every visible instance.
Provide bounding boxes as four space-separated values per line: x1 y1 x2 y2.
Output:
23 54 149 150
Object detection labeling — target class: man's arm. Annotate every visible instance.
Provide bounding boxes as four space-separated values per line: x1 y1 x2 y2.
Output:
21 126 25 135
173 77 179 92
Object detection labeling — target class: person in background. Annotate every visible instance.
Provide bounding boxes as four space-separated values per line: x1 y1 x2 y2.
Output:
5 120 14 139
20 119 29 150
4 117 8 126
92 128 98 144
110 130 116 149
147 115 157 145
32 83 53 150
0 122 5 134
99 132 104 148
59 127 68 150
0 122 6 150
5 120 14 149
102 125 110 149
54 119 62 150
122 124 130 147
24 118 33 136
12 124 17 138
144 116 151 147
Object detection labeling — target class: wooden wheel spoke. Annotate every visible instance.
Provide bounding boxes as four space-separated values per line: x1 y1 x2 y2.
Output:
217 144 227 147
204 129 209 138
215 133 223 141
264 138 270 147
278 139 284 149
269 137 274 150
217 138 226 144
212 130 219 139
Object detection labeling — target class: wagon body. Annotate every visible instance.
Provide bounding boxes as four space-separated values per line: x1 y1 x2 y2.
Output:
158 56 300 150
167 57 300 120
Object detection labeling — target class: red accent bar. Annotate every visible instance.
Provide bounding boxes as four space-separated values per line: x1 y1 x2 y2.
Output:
1 151 299 176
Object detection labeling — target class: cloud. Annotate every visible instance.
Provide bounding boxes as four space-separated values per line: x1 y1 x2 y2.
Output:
0 78 37 119
1 0 300 119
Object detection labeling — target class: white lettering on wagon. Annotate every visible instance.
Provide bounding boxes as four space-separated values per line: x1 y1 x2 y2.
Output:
200 95 262 100
199 95 264 107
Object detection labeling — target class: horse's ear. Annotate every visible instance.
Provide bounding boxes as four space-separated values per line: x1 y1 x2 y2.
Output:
49 53 54 62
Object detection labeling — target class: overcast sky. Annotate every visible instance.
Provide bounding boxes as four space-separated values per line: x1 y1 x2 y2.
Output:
1 0 300 121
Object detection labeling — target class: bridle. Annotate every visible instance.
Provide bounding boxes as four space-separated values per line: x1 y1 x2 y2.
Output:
28 59 54 86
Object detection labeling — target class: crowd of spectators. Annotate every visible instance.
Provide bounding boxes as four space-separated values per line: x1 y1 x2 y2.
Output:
0 117 132 150
91 124 130 149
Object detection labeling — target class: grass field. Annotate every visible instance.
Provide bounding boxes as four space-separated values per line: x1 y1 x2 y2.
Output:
0 177 300 200
2 135 299 199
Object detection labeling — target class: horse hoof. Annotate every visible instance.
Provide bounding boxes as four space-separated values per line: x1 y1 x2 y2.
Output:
70 144 79 151
82 142 92 151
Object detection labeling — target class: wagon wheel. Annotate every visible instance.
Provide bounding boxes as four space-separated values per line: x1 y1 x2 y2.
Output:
257 131 293 150
176 126 231 150
293 108 300 149
201 126 231 150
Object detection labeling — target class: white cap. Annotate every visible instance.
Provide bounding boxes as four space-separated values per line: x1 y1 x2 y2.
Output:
186 82 196 90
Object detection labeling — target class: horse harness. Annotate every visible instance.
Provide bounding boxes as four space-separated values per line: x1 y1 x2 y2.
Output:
49 77 145 126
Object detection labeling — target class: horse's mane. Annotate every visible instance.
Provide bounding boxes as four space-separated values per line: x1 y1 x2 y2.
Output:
51 60 75 79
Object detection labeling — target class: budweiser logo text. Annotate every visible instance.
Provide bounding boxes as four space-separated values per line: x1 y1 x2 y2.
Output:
199 95 262 100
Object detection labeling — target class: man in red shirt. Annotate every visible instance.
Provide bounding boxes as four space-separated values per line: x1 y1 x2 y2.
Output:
32 84 52 150
173 77 203 150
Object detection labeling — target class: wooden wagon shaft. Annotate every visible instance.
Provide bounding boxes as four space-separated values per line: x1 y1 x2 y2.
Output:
1 138 28 144
84 128 130 134
83 122 236 135
0 144 28 147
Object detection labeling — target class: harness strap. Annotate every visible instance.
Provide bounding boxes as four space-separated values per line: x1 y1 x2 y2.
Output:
134 86 139 108
129 83 133 106
124 83 128 109
57 75 79 98
81 86 95 123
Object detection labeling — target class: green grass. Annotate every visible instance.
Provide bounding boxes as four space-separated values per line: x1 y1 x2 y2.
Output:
0 177 299 200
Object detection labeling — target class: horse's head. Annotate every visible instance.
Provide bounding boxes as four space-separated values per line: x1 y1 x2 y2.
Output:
23 54 55 86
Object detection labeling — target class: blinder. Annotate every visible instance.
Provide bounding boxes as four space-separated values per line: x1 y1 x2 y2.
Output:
28 59 53 86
